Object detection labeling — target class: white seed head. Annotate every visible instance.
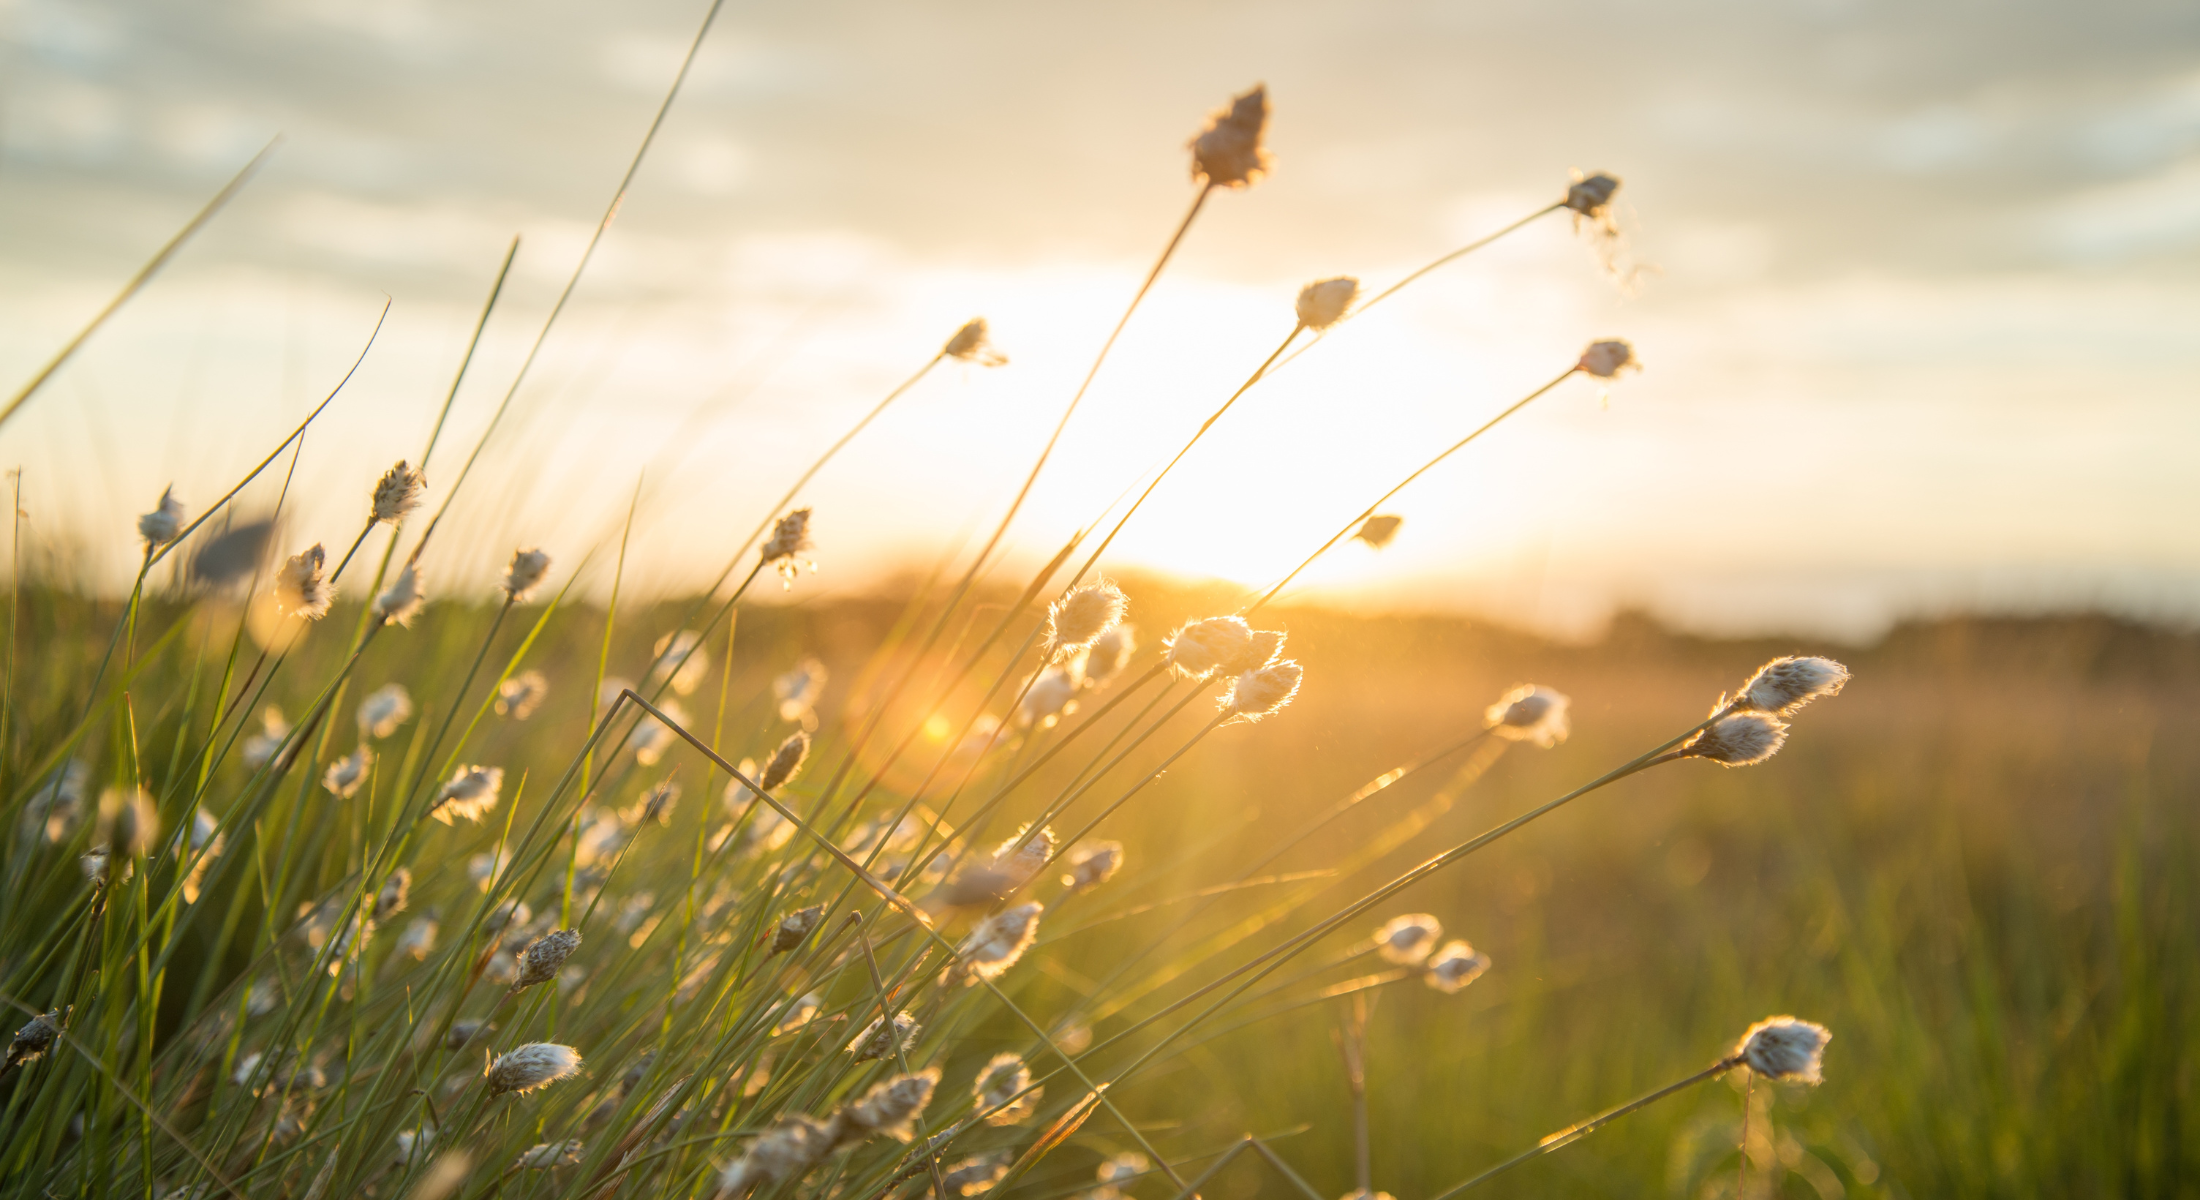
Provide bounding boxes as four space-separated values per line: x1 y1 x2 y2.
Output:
1577 339 1638 379
274 544 333 620
942 1154 1010 1196
1063 840 1124 891
514 1140 582 1170
1225 629 1287 675
1737 1016 1830 1084
992 825 1057 885
842 1068 939 1141
514 929 581 990
243 706 290 768
651 629 710 696
1084 624 1136 686
631 700 687 766
974 1053 1041 1124
759 731 809 791
1295 276 1359 331
495 670 549 720
1018 666 1080 729
23 760 89 844
502 547 552 600
99 787 159 859
1225 659 1303 720
760 508 816 586
1735 656 1850 716
846 1011 920 1061
1424 940 1490 994
484 1042 582 1095
1166 616 1254 678
1191 84 1272 188
774 992 822 1034
1352 514 1403 550
138 486 186 547
323 747 373 799
1048 581 1127 659
952 902 1043 984
371 460 427 524
431 766 504 824
1681 712 1789 767
357 683 414 739
771 904 825 953
374 867 411 921
1374 913 1442 964
372 564 425 627
730 1113 836 1188
774 657 828 722
1098 1152 1149 1186
944 318 1008 366
1485 684 1571 748
1564 171 1621 218
396 916 438 960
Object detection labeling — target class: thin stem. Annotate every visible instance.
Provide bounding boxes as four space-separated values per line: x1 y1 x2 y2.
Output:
419 237 520 472
1425 1056 1743 1199
1244 365 1580 615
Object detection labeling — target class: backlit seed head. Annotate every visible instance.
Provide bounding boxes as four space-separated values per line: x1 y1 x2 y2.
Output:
1352 514 1403 550
1018 666 1079 729
1564 171 1621 218
1374 913 1442 964
1223 629 1286 675
1737 1016 1830 1084
323 747 373 799
1680 712 1788 767
774 992 823 1034
1085 624 1136 686
631 700 686 766
842 1068 939 1141
372 564 426 627
1734 657 1850 716
503 547 552 601
952 902 1043 984
514 1140 582 1170
1424 940 1490 993
771 904 825 954
274 544 333 620
100 787 159 859
942 1154 1010 1196
371 460 427 524
1577 339 1638 379
651 630 710 696
774 657 828 722
631 779 680 826
6 1008 63 1070
374 867 411 921
1048 581 1127 659
1485 684 1571 748
484 1042 581 1095
444 1019 487 1051
1098 1152 1150 1185
358 683 414 739
727 1112 836 1189
1191 84 1272 188
846 1011 920 1061
944 318 1008 367
138 487 185 547
974 1053 1041 1124
992 825 1057 885
23 760 88 844
431 766 504 824
1166 616 1254 678
761 508 816 587
495 671 549 720
1295 276 1359 331
1225 659 1303 720
759 731 809 791
1063 841 1124 891
514 929 581 990
242 706 289 768
80 847 114 883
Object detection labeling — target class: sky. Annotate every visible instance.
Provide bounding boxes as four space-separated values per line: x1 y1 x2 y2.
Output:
1 0 2197 640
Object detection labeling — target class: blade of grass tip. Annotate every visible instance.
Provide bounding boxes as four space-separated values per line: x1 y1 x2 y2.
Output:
1243 364 1580 616
0 138 279 431
1426 1056 1744 1199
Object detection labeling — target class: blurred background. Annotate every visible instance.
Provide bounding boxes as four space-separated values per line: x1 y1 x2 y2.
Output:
3 0 2197 638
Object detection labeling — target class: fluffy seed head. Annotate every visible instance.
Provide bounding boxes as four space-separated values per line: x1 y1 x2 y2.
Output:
842 1068 939 1141
138 487 185 547
503 548 551 600
1485 684 1571 747
514 929 581 990
1048 581 1127 659
374 868 411 921
1225 659 1303 720
1374 913 1442 964
631 700 686 765
243 707 290 768
774 657 828 721
1018 667 1079 728
731 1113 836 1188
1681 712 1789 767
1577 339 1638 379
6 1009 63 1070
1191 84 1272 188
323 747 373 799
1295 276 1359 330
1166 616 1254 678
1564 171 1621 217
432 766 504 824
761 508 816 586
1353 514 1403 549
1424 940 1491 993
942 1155 1010 1196
495 671 548 720
993 825 1056 884
100 787 159 859
974 1053 1040 1124
358 683 414 739
759 731 810 791
651 630 710 696
372 564 425 627
1738 1016 1830 1084
1085 624 1136 686
484 1043 581 1095
515 1141 582 1170
443 1020 487 1051
771 904 825 953
1735 656 1850 716
944 318 1008 366
274 544 333 620
953 902 1043 984
371 460 427 524
846 1011 920 1061
1063 841 1123 891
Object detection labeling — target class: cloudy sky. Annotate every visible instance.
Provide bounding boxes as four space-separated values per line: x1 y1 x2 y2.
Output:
2 0 2196 638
